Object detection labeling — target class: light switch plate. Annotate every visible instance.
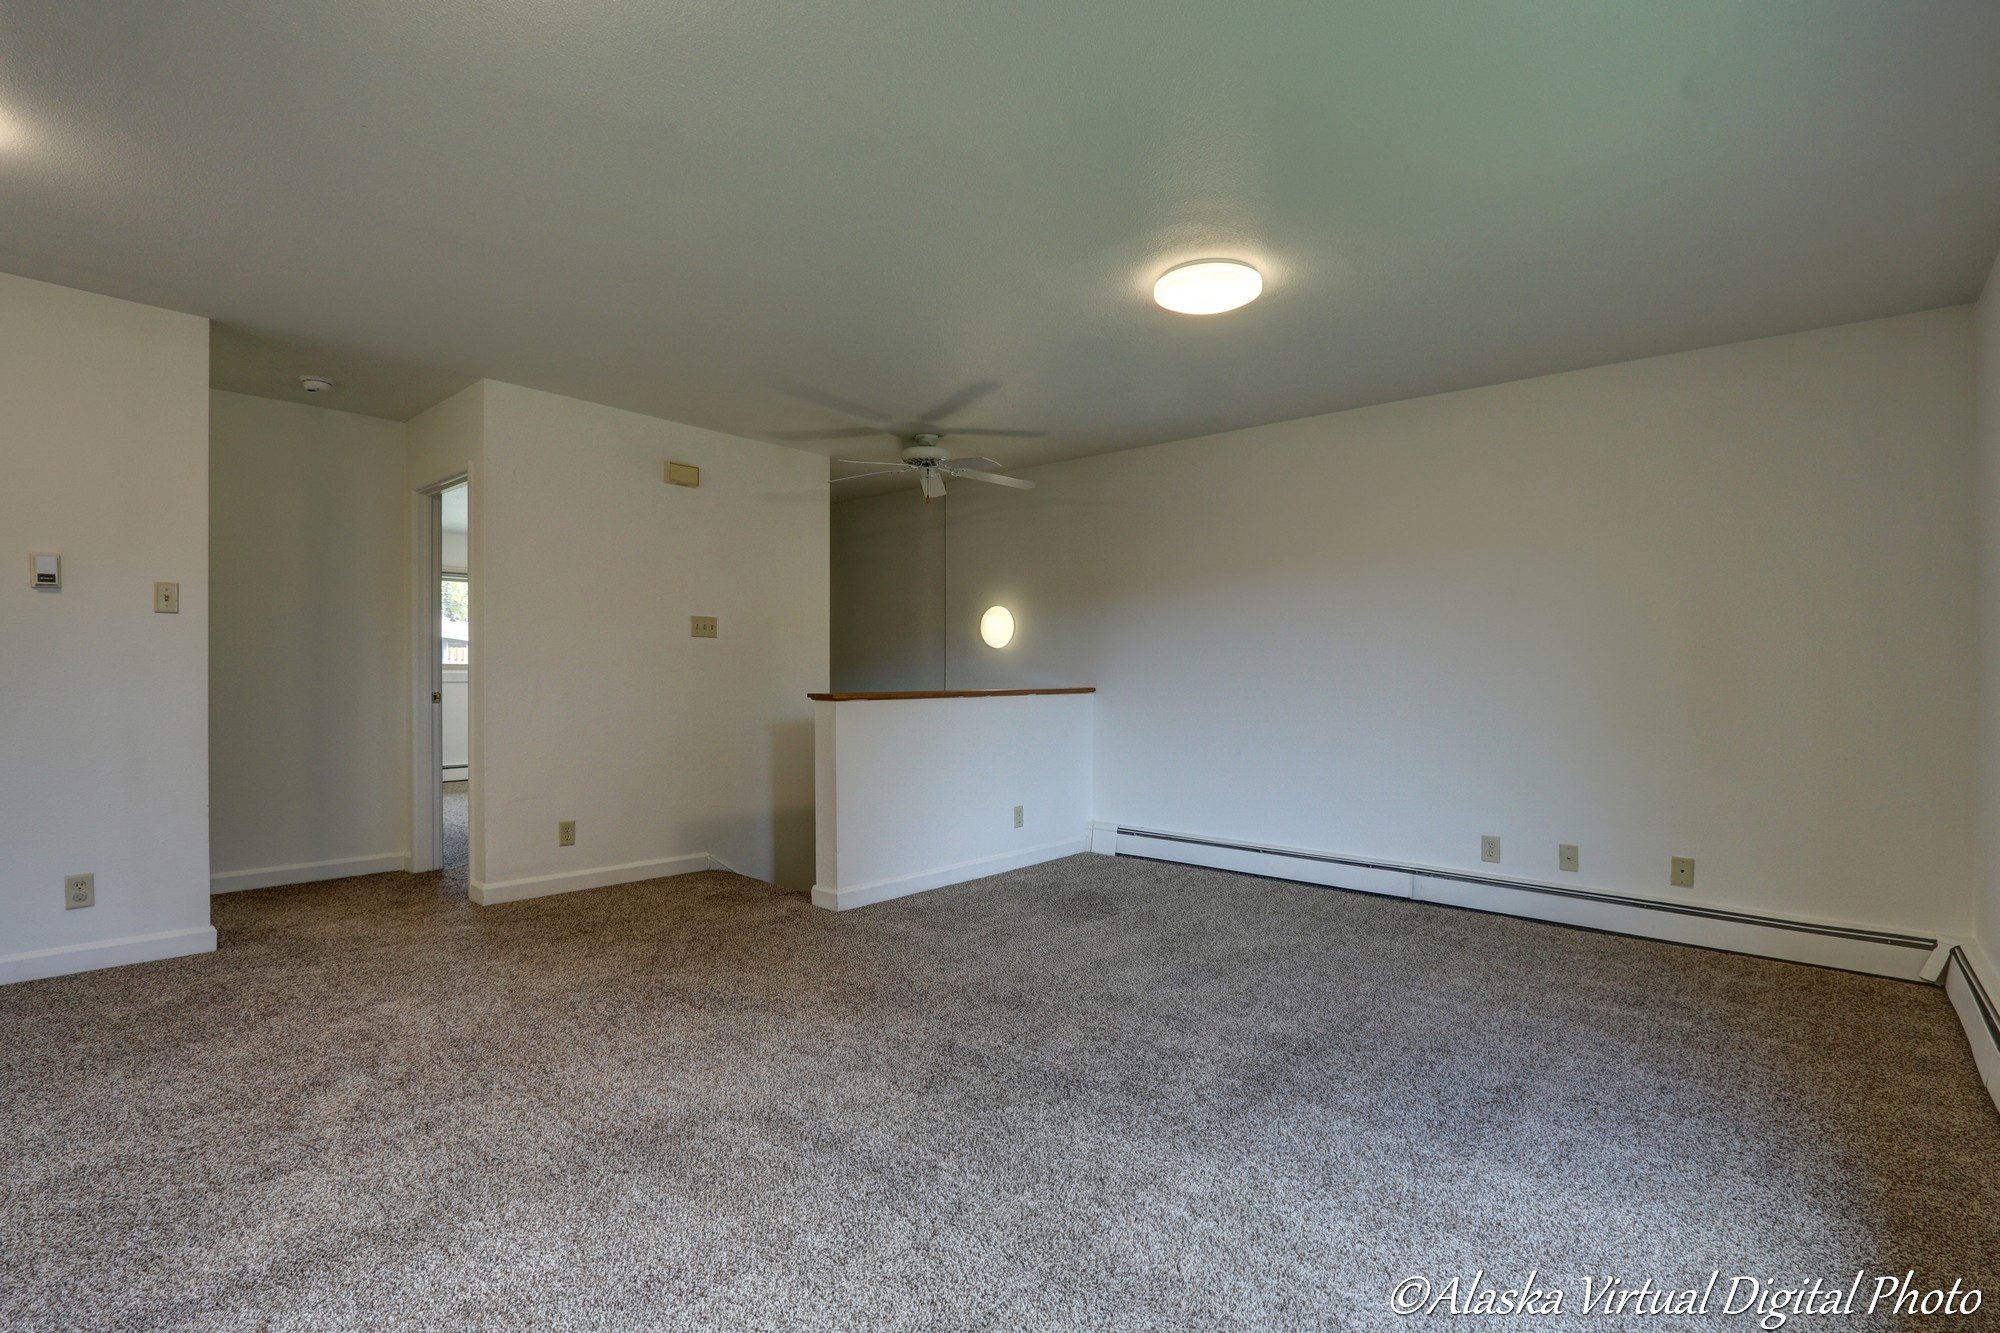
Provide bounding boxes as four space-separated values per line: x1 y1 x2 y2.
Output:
154 582 179 613
691 616 718 638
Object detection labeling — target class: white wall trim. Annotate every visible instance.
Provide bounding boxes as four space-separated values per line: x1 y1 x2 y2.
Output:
1942 941 2000 1110
1 926 218 987
811 834 1090 912
210 853 411 895
1088 821 1119 855
469 852 715 906
1112 826 1938 980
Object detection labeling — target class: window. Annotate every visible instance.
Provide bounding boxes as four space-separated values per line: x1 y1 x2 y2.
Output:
442 575 469 665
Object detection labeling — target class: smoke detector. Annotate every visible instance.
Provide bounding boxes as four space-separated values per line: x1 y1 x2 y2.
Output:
299 375 334 394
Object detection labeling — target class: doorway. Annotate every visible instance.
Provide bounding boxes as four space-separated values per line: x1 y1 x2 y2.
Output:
411 474 470 882
438 482 471 878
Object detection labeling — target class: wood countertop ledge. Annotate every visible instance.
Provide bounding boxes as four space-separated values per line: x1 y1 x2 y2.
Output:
807 688 1096 701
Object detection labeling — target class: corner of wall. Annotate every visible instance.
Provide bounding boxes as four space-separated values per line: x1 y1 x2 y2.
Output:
1976 247 2000 970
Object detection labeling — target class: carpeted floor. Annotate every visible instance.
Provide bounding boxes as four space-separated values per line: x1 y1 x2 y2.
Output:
443 779 468 878
2 849 1997 1332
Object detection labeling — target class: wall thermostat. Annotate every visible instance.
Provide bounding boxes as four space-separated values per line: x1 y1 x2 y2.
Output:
30 553 59 590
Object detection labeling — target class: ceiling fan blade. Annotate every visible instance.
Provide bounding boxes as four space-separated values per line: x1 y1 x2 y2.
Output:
920 471 947 499
943 467 1034 490
830 469 909 482
770 426 886 441
776 381 894 428
940 427 1049 439
832 458 913 468
940 456 1002 471
915 379 1000 425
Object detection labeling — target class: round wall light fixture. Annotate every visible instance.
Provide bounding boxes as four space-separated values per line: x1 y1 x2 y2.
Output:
980 605 1015 648
1152 259 1263 315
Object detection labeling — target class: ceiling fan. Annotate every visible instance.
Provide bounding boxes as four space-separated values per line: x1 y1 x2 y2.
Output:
772 379 1044 501
834 434 1034 500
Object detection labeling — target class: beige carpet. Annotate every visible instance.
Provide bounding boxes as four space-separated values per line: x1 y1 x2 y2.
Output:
2 851 1996 1331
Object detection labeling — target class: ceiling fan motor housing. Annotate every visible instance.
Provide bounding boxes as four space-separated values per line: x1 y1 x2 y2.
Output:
901 435 948 465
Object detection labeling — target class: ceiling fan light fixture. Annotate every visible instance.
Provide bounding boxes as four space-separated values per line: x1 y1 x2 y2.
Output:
1152 260 1263 315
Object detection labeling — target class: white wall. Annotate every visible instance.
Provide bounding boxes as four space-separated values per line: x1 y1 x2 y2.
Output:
208 391 411 892
831 491 945 692
1977 253 2000 966
471 381 828 901
0 272 214 982
813 693 1094 910
407 383 483 493
849 308 1979 941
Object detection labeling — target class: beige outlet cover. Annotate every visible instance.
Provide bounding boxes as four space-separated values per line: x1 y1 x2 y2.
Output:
666 461 700 487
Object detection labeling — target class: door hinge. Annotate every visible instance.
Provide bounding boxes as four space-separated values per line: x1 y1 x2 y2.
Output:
433 691 443 703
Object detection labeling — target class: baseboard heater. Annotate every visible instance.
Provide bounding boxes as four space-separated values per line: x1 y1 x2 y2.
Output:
1112 825 1937 977
1947 945 2000 1050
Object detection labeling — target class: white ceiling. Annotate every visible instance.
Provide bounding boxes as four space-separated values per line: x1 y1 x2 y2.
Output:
210 323 475 423
3 2 1998 482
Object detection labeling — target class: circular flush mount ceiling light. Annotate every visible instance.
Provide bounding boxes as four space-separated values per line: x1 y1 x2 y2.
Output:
980 605 1015 648
1152 259 1263 315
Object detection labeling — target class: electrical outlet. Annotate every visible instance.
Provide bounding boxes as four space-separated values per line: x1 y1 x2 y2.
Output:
64 873 94 910
1670 856 1695 888
1013 805 1024 828
154 582 179 614
558 820 576 847
690 616 718 638
1480 835 1501 864
1559 843 1579 873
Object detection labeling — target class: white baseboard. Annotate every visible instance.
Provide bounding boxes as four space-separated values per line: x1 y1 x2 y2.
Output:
1 925 218 986
812 835 1091 912
211 852 410 895
1112 826 1937 981
469 852 716 906
441 766 468 782
1942 941 2000 1110
1089 821 1119 855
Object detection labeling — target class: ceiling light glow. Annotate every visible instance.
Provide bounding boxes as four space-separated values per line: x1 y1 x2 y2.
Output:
980 605 1015 649
1152 260 1263 315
